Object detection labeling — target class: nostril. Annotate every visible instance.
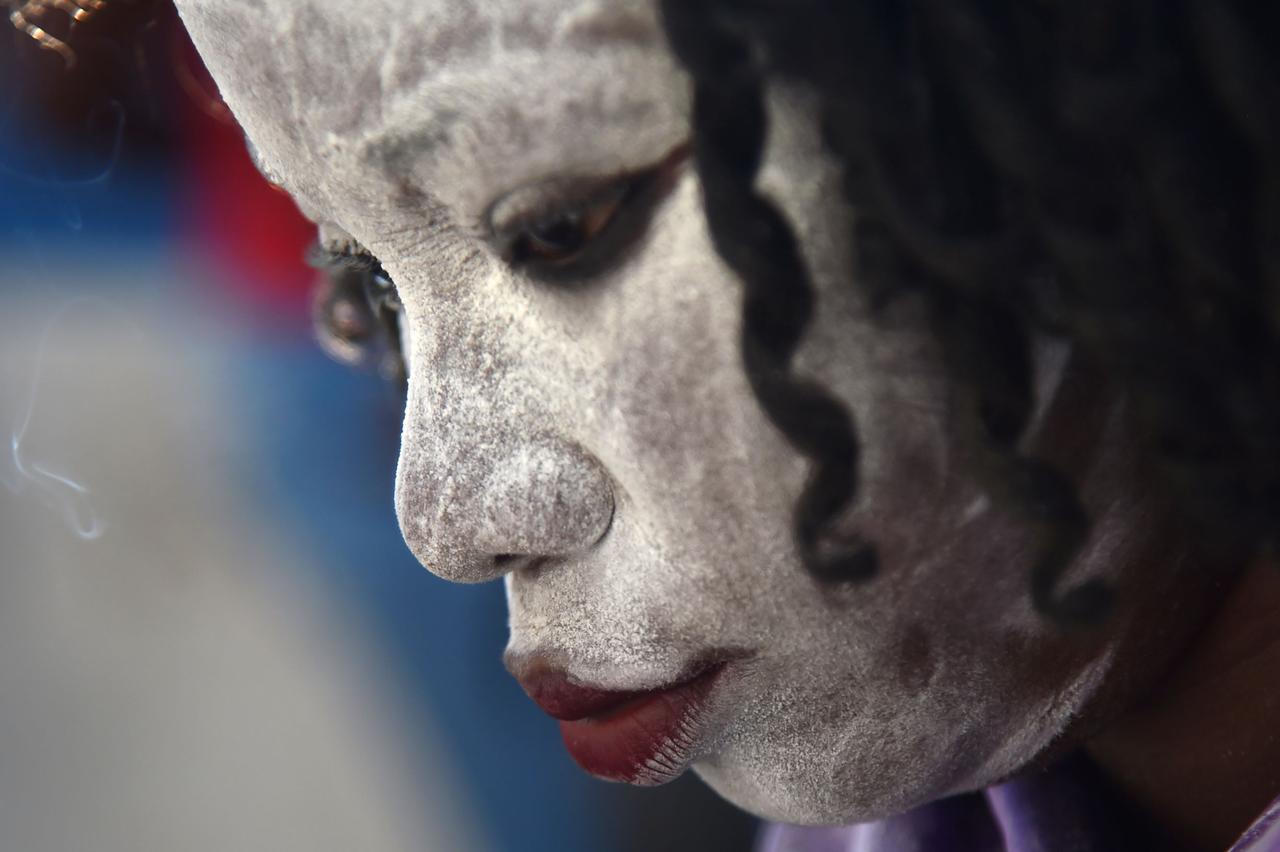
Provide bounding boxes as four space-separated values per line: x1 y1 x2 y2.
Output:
492 554 552 577
493 553 546 574
519 557 551 580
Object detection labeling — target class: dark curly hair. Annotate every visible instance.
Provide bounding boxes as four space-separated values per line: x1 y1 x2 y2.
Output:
653 0 1280 624
319 0 1280 624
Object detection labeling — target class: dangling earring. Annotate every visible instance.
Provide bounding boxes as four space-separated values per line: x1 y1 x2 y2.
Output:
9 0 110 69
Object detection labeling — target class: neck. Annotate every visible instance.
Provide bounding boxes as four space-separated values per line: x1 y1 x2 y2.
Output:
1087 555 1280 851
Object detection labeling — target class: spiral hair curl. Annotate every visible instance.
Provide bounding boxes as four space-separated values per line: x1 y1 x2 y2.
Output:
660 1 878 584
657 0 1280 624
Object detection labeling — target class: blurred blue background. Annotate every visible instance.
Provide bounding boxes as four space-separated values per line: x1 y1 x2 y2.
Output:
0 4 757 851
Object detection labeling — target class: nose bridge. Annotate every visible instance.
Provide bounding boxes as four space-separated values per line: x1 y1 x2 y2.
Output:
393 293 614 584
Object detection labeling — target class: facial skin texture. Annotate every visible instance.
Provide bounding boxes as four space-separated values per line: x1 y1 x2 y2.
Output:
178 0 1215 825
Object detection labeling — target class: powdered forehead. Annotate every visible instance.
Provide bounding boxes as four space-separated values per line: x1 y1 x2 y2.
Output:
177 0 683 222
179 0 664 107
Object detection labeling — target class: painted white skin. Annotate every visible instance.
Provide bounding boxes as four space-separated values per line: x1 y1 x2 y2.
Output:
177 0 1213 826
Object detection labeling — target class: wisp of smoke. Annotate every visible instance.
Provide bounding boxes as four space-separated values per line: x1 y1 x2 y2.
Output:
3 298 108 540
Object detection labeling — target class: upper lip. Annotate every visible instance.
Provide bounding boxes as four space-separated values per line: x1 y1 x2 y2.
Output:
506 651 743 722
515 670 654 721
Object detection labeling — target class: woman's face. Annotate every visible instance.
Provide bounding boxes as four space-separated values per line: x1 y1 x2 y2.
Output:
179 0 1207 824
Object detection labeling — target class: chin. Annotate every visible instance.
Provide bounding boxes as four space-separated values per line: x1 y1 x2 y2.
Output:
691 750 952 827
687 700 1079 827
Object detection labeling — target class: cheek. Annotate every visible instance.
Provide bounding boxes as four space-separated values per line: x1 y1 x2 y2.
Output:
571 178 812 569
697 405 1188 823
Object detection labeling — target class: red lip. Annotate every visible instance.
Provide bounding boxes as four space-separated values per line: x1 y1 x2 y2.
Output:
518 670 652 721
511 658 730 785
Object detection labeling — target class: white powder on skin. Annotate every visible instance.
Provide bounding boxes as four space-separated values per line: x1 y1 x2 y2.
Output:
178 0 1218 826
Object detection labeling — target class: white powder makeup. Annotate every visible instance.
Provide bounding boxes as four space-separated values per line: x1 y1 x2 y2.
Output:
177 0 1216 826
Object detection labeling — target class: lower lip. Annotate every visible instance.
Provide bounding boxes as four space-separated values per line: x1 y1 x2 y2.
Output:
558 664 725 785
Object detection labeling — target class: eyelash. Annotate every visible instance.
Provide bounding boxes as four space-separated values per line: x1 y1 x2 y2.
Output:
492 179 636 267
488 145 689 282
310 243 407 382
307 145 688 375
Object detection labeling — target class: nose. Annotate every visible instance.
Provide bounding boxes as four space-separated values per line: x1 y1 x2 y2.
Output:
396 436 615 584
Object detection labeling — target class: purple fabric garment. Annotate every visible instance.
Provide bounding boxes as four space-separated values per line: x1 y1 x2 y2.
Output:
758 756 1280 852
757 793 1003 852
1230 797 1280 852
